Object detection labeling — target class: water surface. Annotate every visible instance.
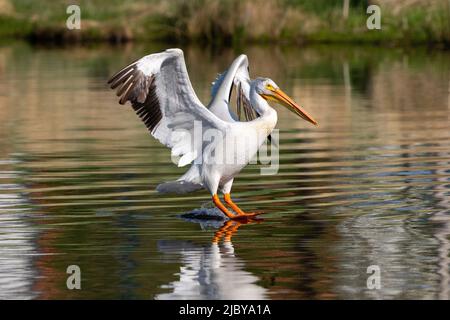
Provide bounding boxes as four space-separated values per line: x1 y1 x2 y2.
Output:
0 42 449 299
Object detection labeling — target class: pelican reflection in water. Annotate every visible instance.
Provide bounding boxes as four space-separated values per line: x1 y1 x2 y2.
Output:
156 219 267 300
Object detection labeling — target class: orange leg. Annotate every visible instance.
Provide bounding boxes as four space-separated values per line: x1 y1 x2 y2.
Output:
212 194 235 219
223 193 261 219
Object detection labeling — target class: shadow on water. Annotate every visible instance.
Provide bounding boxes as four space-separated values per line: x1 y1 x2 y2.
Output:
0 41 449 299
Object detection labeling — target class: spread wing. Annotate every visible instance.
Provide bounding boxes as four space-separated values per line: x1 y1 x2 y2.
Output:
108 48 227 167
209 54 255 122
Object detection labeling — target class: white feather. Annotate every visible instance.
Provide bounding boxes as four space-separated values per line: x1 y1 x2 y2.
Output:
208 54 251 122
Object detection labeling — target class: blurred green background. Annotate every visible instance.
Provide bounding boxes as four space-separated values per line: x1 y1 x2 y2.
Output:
0 0 449 46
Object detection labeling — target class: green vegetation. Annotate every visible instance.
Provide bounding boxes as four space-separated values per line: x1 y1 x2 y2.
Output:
0 0 449 46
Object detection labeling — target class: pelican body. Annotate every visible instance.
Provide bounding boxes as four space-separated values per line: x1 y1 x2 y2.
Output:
108 49 317 220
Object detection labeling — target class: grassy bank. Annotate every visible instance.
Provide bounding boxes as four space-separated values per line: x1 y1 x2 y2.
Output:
0 0 449 46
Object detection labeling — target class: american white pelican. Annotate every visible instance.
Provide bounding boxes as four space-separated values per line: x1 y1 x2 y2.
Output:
108 48 317 220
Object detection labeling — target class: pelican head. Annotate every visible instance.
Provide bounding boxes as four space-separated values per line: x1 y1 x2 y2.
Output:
253 77 317 126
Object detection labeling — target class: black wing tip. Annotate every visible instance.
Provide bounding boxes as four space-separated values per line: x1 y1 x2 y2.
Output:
107 62 162 132
108 67 141 106
107 60 139 86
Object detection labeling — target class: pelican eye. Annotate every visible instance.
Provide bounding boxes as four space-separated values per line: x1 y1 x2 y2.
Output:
265 83 274 91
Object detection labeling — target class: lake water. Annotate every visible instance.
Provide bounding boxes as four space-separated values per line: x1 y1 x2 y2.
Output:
0 42 449 299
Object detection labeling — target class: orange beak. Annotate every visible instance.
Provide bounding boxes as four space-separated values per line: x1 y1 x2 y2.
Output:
263 88 318 126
